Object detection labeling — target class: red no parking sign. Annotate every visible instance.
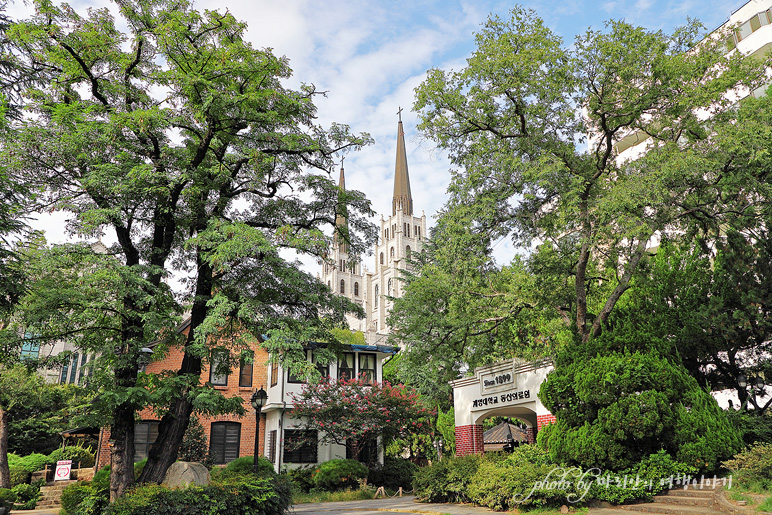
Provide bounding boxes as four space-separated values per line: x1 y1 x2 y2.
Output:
55 460 72 481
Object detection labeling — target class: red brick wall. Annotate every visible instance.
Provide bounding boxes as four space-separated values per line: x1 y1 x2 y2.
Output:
537 413 556 430
455 424 484 456
96 335 271 470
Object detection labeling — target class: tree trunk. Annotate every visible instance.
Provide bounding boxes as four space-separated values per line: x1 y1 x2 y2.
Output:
109 401 135 502
0 406 10 489
137 258 212 484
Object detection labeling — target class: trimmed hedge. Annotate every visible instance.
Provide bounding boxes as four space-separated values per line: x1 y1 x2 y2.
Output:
102 474 291 515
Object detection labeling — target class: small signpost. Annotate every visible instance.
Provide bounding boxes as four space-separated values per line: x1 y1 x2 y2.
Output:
55 460 72 481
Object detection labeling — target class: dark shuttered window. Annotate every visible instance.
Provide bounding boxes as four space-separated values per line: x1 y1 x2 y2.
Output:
283 430 317 463
210 422 241 464
268 430 277 463
134 421 160 463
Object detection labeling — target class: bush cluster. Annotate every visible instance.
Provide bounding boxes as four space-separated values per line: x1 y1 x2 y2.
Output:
311 459 368 491
223 456 276 477
413 447 696 510
12 483 42 510
722 443 772 489
285 466 315 493
49 446 96 469
0 489 16 510
101 474 291 515
539 350 741 473
7 446 97 489
368 457 417 490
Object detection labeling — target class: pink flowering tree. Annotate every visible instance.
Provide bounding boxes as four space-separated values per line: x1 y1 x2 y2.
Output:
290 376 434 461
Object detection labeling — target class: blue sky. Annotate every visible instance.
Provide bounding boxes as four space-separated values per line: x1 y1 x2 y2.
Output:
10 0 752 266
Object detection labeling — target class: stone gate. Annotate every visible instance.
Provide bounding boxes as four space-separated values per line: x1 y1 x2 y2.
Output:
451 358 556 456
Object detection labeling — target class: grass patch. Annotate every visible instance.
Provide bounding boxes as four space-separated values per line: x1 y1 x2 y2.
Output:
292 488 375 504
757 496 772 512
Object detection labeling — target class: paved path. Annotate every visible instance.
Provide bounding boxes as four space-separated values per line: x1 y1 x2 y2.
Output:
291 497 637 515
291 495 502 514
11 496 636 515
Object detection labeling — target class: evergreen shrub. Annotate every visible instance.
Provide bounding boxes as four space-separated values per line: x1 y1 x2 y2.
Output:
224 456 275 477
539 350 741 473
178 417 214 468
8 453 49 473
48 446 95 469
413 455 481 503
312 459 367 491
414 448 696 509
101 474 291 515
368 457 418 490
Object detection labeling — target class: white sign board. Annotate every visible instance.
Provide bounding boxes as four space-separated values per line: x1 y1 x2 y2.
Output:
480 369 516 394
55 460 72 481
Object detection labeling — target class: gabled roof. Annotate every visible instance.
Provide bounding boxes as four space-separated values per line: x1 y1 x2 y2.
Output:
483 421 528 444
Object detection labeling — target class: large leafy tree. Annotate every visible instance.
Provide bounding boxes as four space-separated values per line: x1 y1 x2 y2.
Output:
387 214 569 406
599 234 772 413
413 7 772 344
6 0 375 499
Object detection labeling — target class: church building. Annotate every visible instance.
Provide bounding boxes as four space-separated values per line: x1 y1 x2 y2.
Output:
320 115 428 345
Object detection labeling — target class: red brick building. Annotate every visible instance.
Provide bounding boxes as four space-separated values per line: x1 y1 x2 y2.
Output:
95 318 398 472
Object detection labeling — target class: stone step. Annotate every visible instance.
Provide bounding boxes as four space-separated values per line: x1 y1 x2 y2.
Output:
621 502 723 515
662 489 716 499
652 495 714 507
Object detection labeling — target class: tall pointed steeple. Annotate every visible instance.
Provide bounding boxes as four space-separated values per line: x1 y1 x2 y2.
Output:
392 109 413 216
334 162 348 252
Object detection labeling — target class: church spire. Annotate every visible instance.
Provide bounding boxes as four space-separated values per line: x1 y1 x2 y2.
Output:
392 108 413 216
335 161 348 253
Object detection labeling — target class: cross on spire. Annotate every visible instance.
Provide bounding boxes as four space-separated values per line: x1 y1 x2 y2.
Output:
397 106 403 122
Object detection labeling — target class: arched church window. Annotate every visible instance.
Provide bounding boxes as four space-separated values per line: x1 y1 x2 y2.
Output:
374 285 379 307
354 282 359 296
388 278 393 296
340 279 345 294
406 245 411 258
380 252 384 265
390 247 394 259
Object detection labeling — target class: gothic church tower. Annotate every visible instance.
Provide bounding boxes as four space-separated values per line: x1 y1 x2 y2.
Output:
320 164 368 333
321 114 427 345
365 115 427 344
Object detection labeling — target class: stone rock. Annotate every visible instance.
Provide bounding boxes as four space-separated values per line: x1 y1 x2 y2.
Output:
560 505 569 514
162 461 210 489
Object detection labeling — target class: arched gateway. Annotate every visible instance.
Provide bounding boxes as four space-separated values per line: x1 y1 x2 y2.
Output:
451 359 556 456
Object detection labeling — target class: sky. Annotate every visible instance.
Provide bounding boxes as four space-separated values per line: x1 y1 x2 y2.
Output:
8 0 752 269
